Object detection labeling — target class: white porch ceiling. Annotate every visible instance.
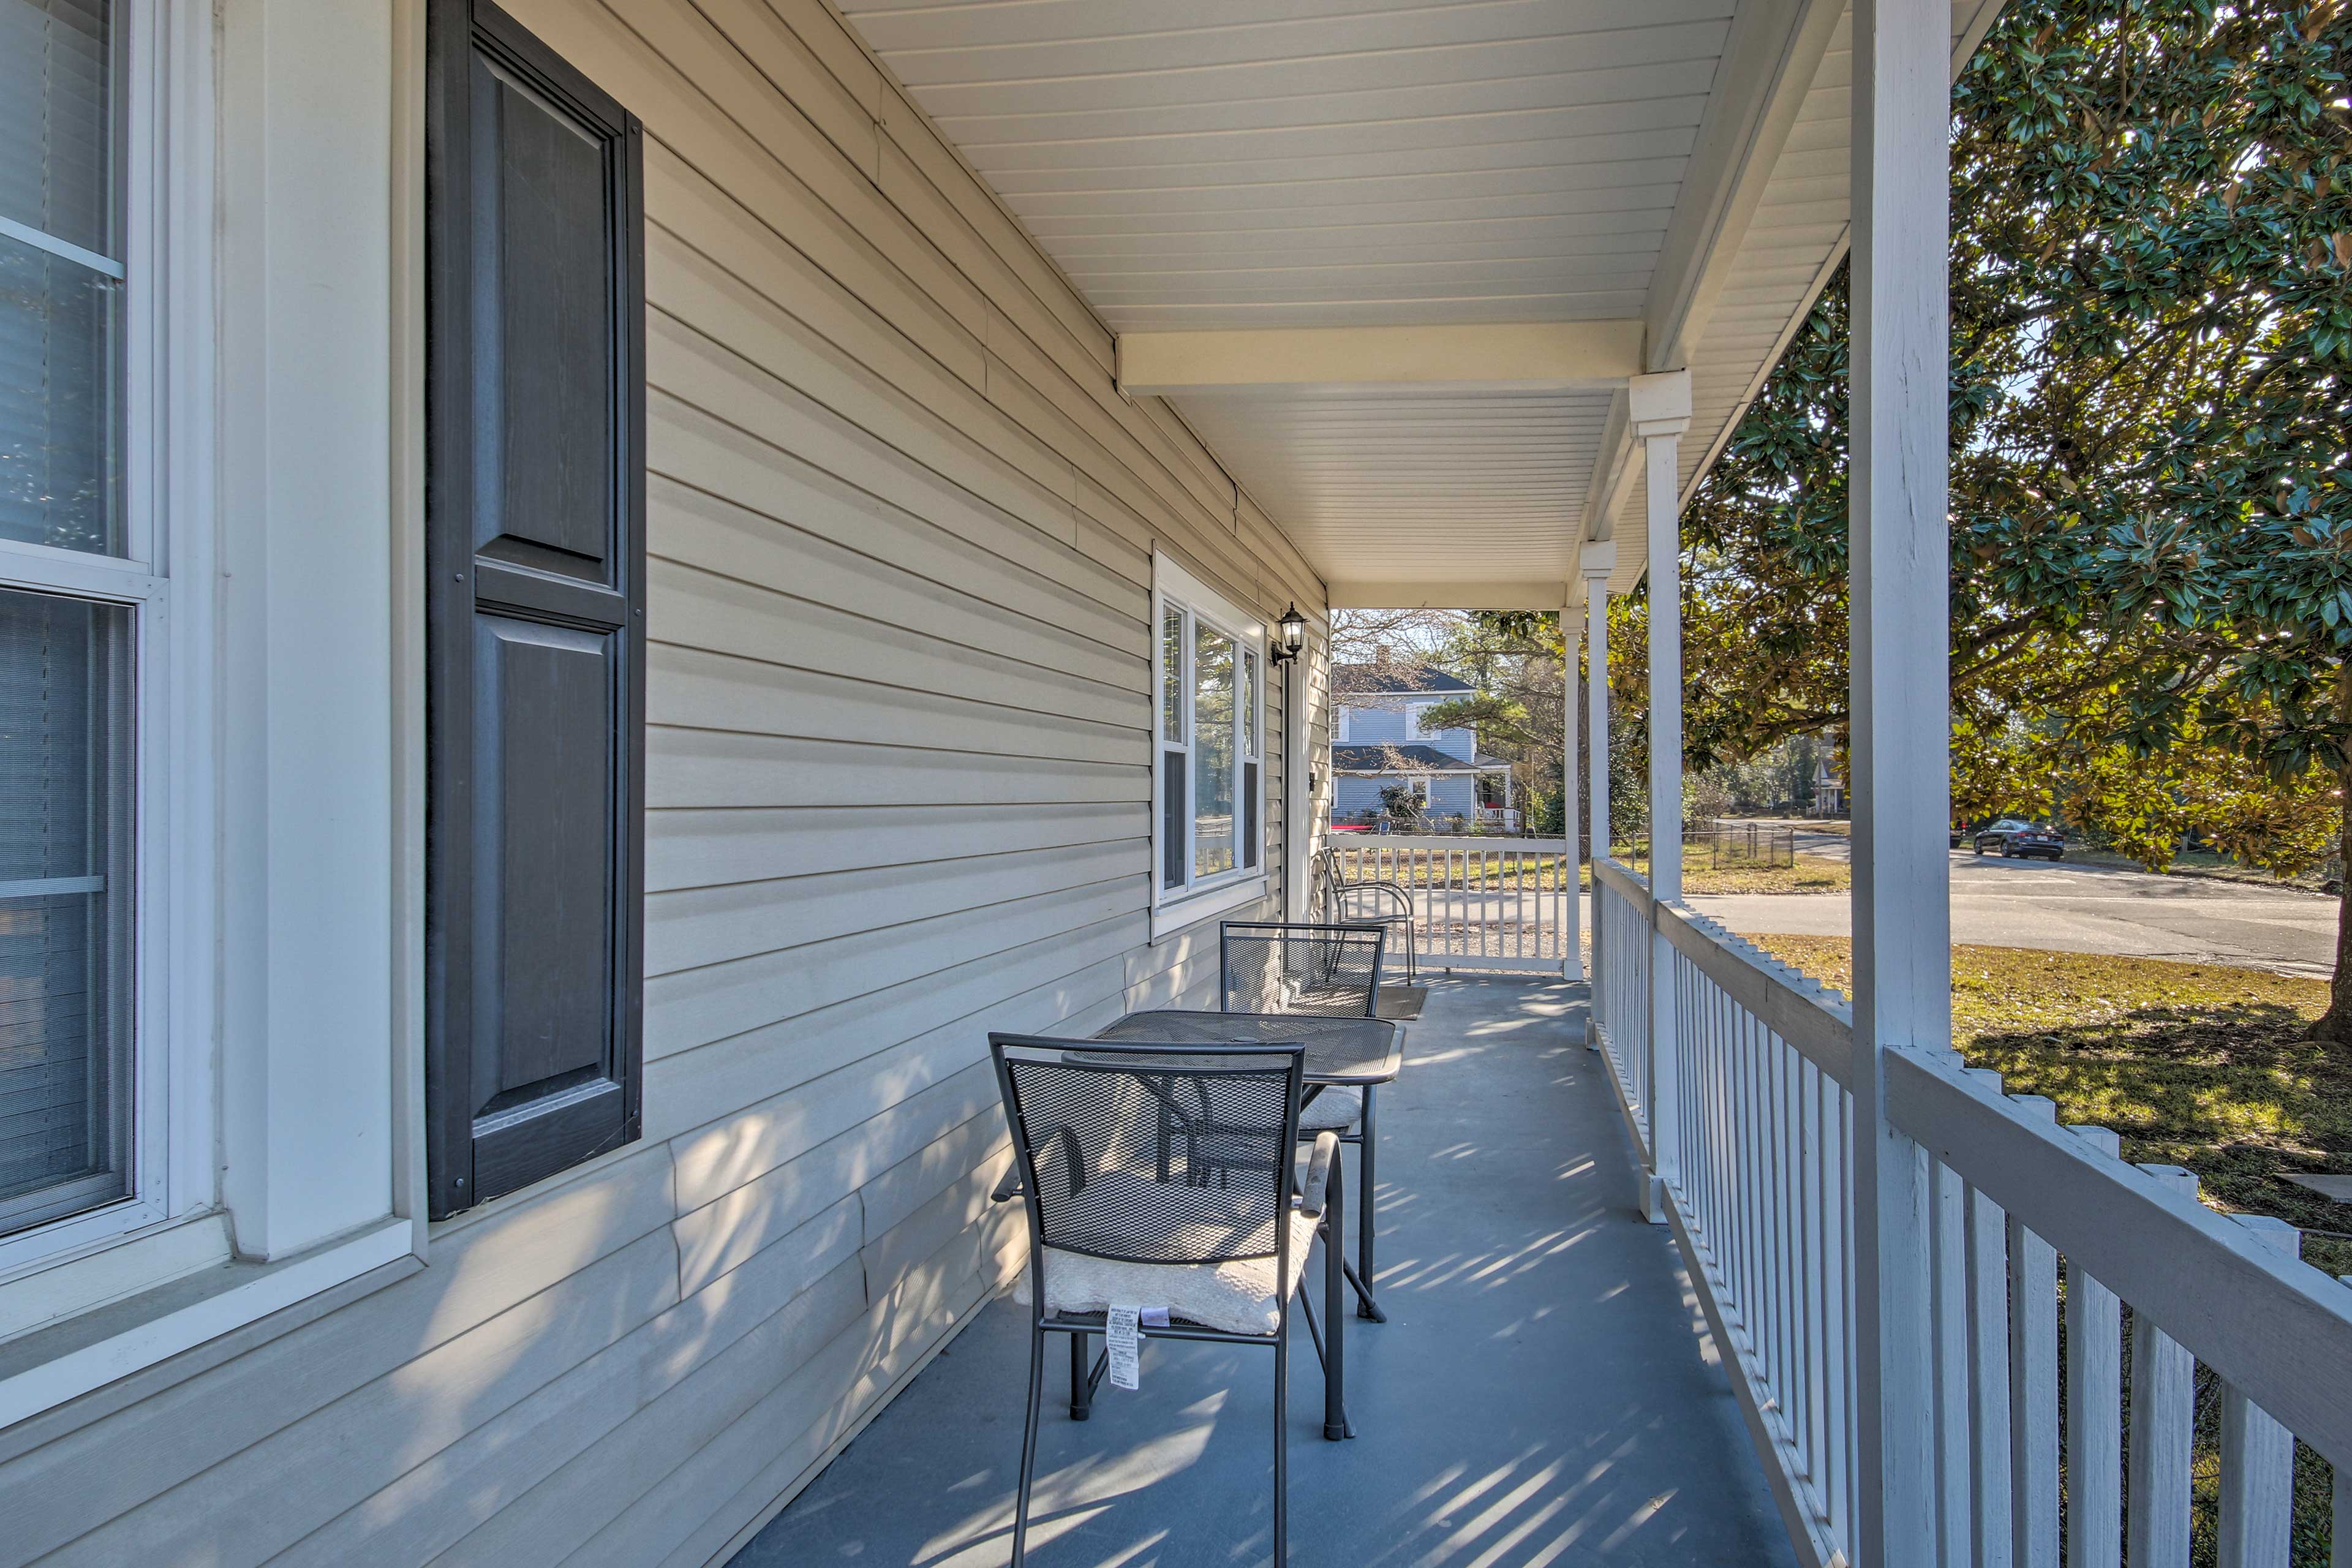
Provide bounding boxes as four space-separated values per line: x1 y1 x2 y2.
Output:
833 0 2006 605
1175 387 1616 584
837 0 1730 331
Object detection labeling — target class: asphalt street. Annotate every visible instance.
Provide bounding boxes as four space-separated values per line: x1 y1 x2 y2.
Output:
1683 841 2339 979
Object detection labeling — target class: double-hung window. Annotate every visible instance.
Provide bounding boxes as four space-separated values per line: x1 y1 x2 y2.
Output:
1152 554 1264 922
0 0 156 1250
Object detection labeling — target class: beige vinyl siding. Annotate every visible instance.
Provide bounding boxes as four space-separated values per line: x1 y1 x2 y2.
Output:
0 0 1323 1562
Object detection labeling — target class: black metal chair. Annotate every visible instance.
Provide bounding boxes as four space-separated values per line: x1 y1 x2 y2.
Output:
1218 919 1385 1017
1219 921 1390 1322
1313 845 1419 981
989 1035 1344 1568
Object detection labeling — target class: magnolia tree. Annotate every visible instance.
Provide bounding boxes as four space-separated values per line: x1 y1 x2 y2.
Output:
1673 0 2352 1033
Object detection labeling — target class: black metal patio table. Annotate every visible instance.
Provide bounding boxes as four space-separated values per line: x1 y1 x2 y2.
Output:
1091 1008 1405 1438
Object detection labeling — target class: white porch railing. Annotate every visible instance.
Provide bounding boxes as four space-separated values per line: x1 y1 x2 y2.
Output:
1592 861 1651 1146
1330 835 1574 972
1590 858 2352 1568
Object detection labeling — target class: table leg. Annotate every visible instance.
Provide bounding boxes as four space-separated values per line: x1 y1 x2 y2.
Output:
1355 1085 1384 1321
1069 1329 1091 1420
1324 1147 1349 1440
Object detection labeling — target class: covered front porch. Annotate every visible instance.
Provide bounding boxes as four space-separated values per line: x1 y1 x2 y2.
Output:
736 976 1794 1568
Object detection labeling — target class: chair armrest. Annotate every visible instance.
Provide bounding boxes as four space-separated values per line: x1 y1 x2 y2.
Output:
995 1125 1084 1203
1335 883 1414 921
1298 1131 1340 1216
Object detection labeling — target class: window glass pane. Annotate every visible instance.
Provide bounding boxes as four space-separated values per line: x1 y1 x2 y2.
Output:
1160 604 1183 745
0 587 130 1235
0 0 117 257
1192 624 1234 880
1242 761 1258 869
0 232 121 554
1161 750 1186 891
0 0 121 557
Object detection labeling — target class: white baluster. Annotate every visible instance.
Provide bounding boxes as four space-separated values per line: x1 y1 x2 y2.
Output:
2127 1165 2199 1568
1933 1153 1973 1568
2218 1214 2301 1568
1964 1069 2013 1568
2064 1125 2123 1568
2007 1096 2060 1568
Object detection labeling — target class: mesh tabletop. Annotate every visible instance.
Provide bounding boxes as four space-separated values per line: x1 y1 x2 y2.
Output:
1091 1010 1403 1085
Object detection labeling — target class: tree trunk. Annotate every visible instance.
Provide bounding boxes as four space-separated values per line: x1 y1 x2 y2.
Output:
2312 665 2352 1042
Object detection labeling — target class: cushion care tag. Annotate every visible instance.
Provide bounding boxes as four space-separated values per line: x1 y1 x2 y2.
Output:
1105 1305 1142 1390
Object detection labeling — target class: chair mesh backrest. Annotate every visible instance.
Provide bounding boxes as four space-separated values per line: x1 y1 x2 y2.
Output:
1219 921 1383 1017
991 1036 1303 1264
1308 849 1338 922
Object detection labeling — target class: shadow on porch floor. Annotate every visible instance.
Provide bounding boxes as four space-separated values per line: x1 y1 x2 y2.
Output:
729 975 1793 1568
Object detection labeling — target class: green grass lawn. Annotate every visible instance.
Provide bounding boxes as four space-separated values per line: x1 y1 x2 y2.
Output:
1679 850 1849 895
1586 844 1849 894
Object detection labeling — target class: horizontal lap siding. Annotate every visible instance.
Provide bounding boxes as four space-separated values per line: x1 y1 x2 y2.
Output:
0 0 1321 1563
1335 775 1385 818
1428 776 1480 817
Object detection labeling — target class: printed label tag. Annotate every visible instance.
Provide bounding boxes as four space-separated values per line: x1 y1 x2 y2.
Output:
1106 1305 1141 1390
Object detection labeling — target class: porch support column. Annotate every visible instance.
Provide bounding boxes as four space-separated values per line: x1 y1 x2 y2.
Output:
1558 607 1584 982
1581 543 1615 1048
1849 1 1954 1562
1631 370 1691 1226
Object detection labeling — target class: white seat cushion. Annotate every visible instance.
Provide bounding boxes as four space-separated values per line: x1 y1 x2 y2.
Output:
1297 1087 1362 1131
1041 1211 1321 1337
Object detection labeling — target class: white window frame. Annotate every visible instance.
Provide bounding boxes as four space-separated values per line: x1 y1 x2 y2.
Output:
0 0 215 1281
1150 552 1267 938
0 0 417 1430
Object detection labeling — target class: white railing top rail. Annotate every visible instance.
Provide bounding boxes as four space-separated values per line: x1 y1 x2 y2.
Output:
1887 1047 2352 1474
1333 834 1571 853
1593 857 1649 899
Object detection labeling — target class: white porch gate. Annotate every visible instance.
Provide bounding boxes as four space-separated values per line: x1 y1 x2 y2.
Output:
1330 835 1576 973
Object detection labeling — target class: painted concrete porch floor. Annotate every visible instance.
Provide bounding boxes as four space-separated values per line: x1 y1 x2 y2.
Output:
731 975 1794 1568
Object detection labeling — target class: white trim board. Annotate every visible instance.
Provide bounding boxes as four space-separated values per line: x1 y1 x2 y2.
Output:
1147 875 1271 945
0 1217 413 1429
1117 321 1644 398
1149 549 1269 919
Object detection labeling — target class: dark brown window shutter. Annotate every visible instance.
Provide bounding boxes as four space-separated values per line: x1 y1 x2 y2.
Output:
424 0 646 1219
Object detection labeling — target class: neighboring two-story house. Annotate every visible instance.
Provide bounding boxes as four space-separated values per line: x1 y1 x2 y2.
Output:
1330 665 1516 829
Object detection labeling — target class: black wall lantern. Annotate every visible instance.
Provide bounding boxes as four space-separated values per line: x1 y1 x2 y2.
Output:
1269 603 1306 665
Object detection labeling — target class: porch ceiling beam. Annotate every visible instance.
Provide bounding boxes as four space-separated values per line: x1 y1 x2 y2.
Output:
1327 579 1570 612
1115 322 1645 399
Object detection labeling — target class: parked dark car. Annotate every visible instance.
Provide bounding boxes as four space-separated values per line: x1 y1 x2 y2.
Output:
1972 818 2064 859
